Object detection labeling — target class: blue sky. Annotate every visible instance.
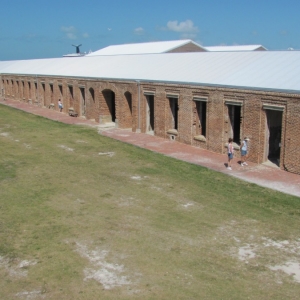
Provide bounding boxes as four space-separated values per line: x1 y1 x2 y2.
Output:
1 0 299 60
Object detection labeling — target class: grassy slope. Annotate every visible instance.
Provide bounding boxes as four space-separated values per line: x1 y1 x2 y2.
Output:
0 104 300 299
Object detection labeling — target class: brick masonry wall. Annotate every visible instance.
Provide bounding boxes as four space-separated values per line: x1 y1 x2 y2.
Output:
179 92 192 144
280 96 300 173
2 74 300 174
154 89 166 138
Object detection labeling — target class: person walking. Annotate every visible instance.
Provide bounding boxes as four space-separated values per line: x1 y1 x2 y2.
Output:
227 138 234 170
58 99 63 112
241 137 250 166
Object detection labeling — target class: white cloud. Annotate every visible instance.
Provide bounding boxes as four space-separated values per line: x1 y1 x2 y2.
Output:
61 26 77 40
61 26 89 40
61 26 76 33
279 30 288 36
166 20 198 33
134 27 145 35
67 33 77 40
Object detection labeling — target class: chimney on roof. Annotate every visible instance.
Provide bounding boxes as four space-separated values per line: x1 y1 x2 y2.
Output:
72 44 82 54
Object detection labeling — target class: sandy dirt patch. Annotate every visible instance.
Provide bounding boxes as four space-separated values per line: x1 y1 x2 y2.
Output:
23 143 31 149
73 242 132 290
15 290 45 299
75 140 88 143
218 220 300 284
57 144 74 152
269 262 300 283
98 152 115 157
0 256 37 278
0 132 10 137
130 175 148 180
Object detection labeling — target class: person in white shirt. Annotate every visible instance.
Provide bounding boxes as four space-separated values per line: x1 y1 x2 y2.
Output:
58 99 63 112
240 137 250 166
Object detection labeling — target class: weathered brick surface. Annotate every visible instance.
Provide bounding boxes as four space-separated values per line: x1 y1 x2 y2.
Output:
1 74 300 174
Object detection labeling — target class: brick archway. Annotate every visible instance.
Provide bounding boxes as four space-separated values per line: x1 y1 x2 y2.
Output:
100 89 116 124
122 91 133 129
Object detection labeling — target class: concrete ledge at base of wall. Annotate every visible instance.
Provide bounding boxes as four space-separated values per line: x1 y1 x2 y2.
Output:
167 129 178 135
194 135 207 142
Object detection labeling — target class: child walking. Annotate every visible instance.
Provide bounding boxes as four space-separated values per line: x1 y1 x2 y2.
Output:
227 138 234 170
58 99 63 112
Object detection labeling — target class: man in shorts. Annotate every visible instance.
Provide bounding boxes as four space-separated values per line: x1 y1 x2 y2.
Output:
241 137 250 166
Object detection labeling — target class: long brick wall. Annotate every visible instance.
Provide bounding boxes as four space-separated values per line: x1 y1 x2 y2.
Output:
1 74 300 174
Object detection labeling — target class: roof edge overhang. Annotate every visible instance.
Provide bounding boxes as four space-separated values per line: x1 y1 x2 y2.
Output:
1 73 300 96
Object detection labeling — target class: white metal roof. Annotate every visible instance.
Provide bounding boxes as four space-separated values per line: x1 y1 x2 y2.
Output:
1 51 300 93
86 40 205 56
205 45 267 52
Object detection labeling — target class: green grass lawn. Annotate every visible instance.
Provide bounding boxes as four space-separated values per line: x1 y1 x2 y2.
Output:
1 104 300 299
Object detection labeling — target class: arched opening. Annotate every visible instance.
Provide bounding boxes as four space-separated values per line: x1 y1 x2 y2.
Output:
68 85 74 108
49 83 54 105
41 83 45 106
80 87 86 117
100 89 116 124
124 91 133 129
89 88 95 103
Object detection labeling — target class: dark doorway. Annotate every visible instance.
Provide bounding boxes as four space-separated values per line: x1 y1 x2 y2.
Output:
169 98 179 130
68 86 74 108
266 110 282 166
80 87 85 116
69 86 73 98
28 82 31 99
196 101 207 136
50 84 54 104
146 95 154 133
125 92 132 115
41 83 45 105
59 85 63 98
34 82 37 101
228 105 241 144
22 81 25 99
124 92 133 129
16 81 19 98
109 91 116 122
89 88 94 103
102 90 116 123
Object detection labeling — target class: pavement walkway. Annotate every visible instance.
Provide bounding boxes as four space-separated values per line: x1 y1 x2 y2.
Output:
1 98 300 198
